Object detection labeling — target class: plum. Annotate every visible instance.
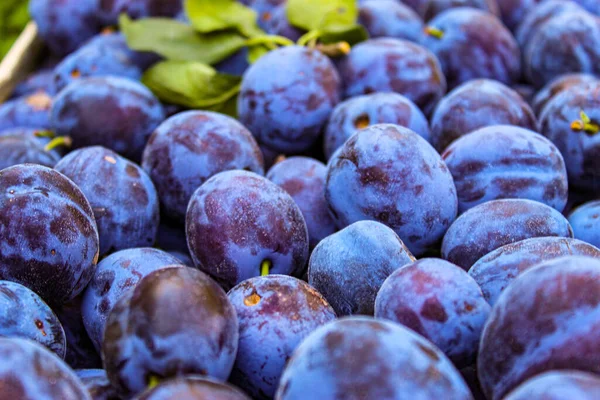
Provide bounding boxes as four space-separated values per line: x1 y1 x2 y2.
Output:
76 369 120 400
496 0 540 32
98 0 183 25
503 370 600 400
11 69 56 98
215 48 250 76
0 135 59 170
424 0 500 21
0 92 53 131
262 5 304 42
359 0 425 42
240 0 286 32
532 73 599 116
133 376 251 400
568 200 600 248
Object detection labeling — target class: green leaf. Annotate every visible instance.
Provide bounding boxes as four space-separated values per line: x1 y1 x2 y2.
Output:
286 0 357 32
320 24 369 45
247 44 270 64
0 0 30 60
185 0 263 37
119 14 246 65
141 61 242 115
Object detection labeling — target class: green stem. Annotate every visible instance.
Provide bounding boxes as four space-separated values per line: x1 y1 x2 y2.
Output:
297 29 322 47
245 35 295 48
260 259 271 276
44 136 72 152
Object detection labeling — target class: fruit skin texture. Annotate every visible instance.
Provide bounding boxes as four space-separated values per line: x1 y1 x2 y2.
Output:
76 369 121 400
0 135 59 170
339 38 446 116
98 0 183 25
0 92 53 131
569 200 600 248
324 92 431 159
238 45 341 154
442 199 574 270
51 76 165 163
421 8 520 90
469 237 600 306
325 124 458 256
227 275 337 399
142 110 264 221
308 221 415 316
275 316 473 400
532 73 599 116
496 0 540 32
133 376 251 400
186 170 309 290
103 267 239 398
0 164 99 305
0 280 66 358
11 69 56 98
266 157 336 250
81 248 184 352
424 0 500 21
478 256 600 400
359 0 425 42
503 370 600 400
429 79 538 152
442 125 568 213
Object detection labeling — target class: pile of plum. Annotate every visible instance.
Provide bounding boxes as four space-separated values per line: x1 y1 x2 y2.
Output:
1 0 600 399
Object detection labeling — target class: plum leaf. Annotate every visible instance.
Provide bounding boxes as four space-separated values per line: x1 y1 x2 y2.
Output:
184 0 263 37
286 0 357 31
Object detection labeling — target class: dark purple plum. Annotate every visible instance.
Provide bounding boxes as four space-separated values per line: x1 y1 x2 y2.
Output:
421 8 521 89
375 258 490 367
0 135 59 170
429 79 538 152
569 200 600 248
141 110 264 221
11 69 56 98
0 281 65 358
0 164 99 305
532 73 599 116
442 199 574 270
478 256 600 400
359 0 425 42
324 92 430 159
503 370 600 400
442 125 568 213
238 45 341 154
76 369 120 400
0 92 53 131
338 38 447 116
470 236 600 305
325 124 458 256
50 76 165 162
496 0 540 32
424 0 500 21
98 0 183 25
55 146 160 256
133 376 251 400
0 337 91 399
186 170 309 290
275 316 473 399
308 220 415 316
266 157 336 250
215 48 250 76
81 248 184 352
228 275 336 398
102 267 238 398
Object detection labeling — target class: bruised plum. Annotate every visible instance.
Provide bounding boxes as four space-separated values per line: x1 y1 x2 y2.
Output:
275 316 473 400
359 0 424 42
478 256 600 399
442 199 574 270
228 275 336 398
503 370 600 400
375 258 490 367
532 73 599 116
133 376 251 400
0 92 53 131
0 164 99 305
76 369 120 400
569 200 600 248
0 135 59 170
186 170 309 290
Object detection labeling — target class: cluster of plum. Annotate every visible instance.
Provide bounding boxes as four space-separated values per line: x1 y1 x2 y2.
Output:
1 0 600 399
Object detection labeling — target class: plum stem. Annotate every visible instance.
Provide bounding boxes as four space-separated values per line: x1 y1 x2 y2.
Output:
424 26 444 39
34 130 55 138
147 375 161 389
44 136 72 152
571 110 599 135
316 42 351 57
260 259 271 276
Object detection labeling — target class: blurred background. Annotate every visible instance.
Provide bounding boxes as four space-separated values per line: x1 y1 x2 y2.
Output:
0 1 30 60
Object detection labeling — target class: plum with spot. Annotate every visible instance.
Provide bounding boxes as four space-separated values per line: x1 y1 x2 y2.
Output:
186 170 309 289
0 135 59 170
240 0 286 32
81 248 184 352
375 258 490 367
98 0 183 26
142 110 264 221
358 0 424 42
238 45 341 154
442 198 573 270
338 38 446 116
51 76 165 162
424 0 500 21
0 164 99 305
0 92 53 131
55 146 160 256
76 369 120 400
503 370 600 400
133 376 251 400
276 316 473 400
325 124 458 256
102 267 238 398
469 236 600 306
429 79 537 152
532 73 599 116
421 8 520 89
262 5 304 42
266 157 336 249
478 256 600 399
324 92 430 159
569 200 600 248
496 0 540 32
228 275 336 399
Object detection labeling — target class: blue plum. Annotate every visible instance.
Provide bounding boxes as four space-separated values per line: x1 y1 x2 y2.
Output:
442 199 574 270
375 258 490 367
262 5 304 42
98 0 183 25
532 73 599 116
81 248 184 352
424 0 500 21
469 237 600 306
338 38 446 116
267 157 336 249
308 220 415 316
324 92 430 159
133 376 251 400
325 124 458 256
0 92 53 131
276 316 473 399
359 0 424 42
55 146 160 256
576 0 600 15
496 0 540 32
503 370 600 400
186 170 309 289
569 200 600 248
51 76 165 162
0 164 99 305
228 275 336 398
238 45 341 153
429 79 538 152
102 267 238 398
240 0 286 32
11 69 56 98
215 48 250 76
76 369 120 400
0 135 59 170
478 256 600 400
141 110 264 221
